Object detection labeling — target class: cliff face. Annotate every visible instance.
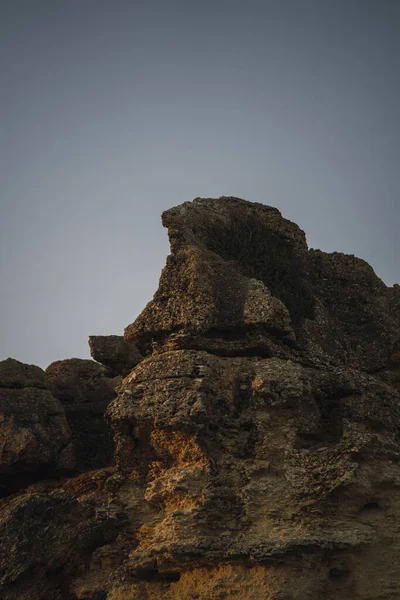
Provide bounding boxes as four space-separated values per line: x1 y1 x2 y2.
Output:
1 197 400 600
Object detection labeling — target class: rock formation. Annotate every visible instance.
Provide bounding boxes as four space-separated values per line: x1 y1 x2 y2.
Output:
88 335 143 376
0 358 75 497
1 197 399 600
45 359 119 471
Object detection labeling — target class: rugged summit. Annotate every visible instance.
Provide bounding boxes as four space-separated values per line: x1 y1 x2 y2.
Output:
1 197 400 600
125 197 398 373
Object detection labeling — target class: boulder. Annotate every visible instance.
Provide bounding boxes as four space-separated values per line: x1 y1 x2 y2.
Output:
46 359 118 471
0 359 75 496
0 357 48 389
0 481 124 600
88 335 143 376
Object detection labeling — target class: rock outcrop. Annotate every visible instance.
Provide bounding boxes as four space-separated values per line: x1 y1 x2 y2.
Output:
125 197 398 374
0 477 124 600
46 359 119 471
89 335 143 376
1 197 399 600
0 359 75 497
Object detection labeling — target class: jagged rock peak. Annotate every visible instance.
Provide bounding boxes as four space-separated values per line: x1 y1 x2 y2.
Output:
125 196 399 376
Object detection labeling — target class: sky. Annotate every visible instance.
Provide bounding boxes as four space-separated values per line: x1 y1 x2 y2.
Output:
0 0 399 369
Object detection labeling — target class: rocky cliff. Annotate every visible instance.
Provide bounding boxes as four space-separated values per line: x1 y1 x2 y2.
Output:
1 197 399 600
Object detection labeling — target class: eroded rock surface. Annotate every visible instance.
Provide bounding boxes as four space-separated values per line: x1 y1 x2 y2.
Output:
89 335 143 376
125 197 399 374
1 197 399 600
0 479 124 600
0 359 75 497
46 359 119 471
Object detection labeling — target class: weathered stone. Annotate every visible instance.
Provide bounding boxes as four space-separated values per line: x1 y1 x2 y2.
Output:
0 483 124 600
89 335 143 376
125 198 302 356
46 359 118 471
45 358 117 404
125 197 399 375
0 358 48 389
108 197 400 598
2 197 400 600
0 359 75 496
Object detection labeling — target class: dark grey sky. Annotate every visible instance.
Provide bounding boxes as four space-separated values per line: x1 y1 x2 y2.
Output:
1 0 399 368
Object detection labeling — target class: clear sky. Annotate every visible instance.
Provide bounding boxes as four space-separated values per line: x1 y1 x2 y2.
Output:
1 0 399 368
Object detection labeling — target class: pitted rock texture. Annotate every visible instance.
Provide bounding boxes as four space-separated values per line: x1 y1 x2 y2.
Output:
0 358 49 389
89 335 143 376
1 197 399 600
46 359 119 471
125 197 399 375
105 350 400 599
0 479 124 600
0 359 75 497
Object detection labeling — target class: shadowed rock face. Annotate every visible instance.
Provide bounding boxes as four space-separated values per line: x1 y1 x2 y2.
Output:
46 359 119 471
1 197 400 600
0 483 124 600
0 359 75 496
125 198 301 357
125 197 399 374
